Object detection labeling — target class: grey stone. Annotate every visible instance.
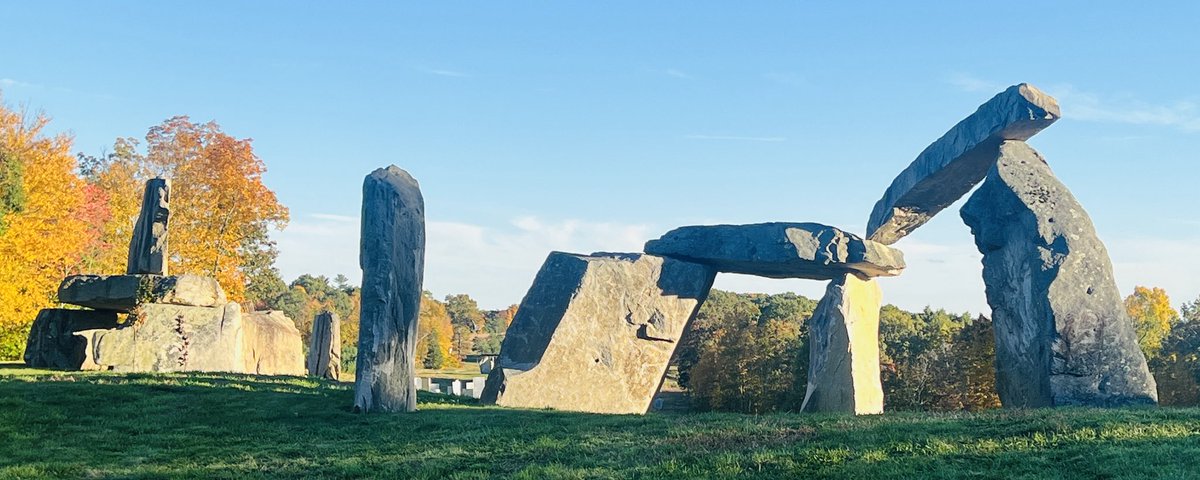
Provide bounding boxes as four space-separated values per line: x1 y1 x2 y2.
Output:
800 273 883 414
127 177 170 275
57 274 227 312
306 310 342 380
23 309 119 369
960 140 1157 407
243 310 305 376
868 84 1060 245
644 222 904 280
355 165 425 413
481 252 715 414
89 303 245 373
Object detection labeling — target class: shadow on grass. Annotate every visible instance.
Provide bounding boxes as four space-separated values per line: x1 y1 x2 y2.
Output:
0 371 1198 479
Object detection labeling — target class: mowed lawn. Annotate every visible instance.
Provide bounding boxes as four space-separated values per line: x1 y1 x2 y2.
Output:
1 363 1199 479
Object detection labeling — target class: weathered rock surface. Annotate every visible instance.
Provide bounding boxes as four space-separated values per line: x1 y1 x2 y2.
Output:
355 165 425 413
57 274 227 312
481 252 715 414
23 309 119 369
960 140 1157 407
244 310 306 376
89 303 245 373
801 273 883 415
868 83 1060 245
307 311 342 380
127 177 170 275
644 222 904 279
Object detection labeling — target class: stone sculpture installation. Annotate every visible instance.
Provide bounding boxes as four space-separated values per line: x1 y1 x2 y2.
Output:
127 177 170 276
307 311 342 380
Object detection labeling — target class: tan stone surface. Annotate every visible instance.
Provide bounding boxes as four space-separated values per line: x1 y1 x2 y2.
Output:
58 274 227 312
482 252 714 414
90 302 244 372
244 310 305 376
801 273 883 415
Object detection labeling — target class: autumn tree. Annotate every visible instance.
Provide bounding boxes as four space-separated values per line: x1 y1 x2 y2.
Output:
416 292 455 368
1125 286 1180 359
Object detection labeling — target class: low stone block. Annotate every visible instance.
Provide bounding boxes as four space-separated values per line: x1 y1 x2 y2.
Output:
57 274 227 312
645 222 904 280
244 310 306 376
481 252 715 414
23 309 119 369
90 303 244 372
801 273 884 415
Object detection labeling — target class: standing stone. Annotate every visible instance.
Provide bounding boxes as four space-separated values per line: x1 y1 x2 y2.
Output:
960 141 1157 407
23 309 119 369
867 84 1060 245
127 178 170 275
355 165 425 413
481 252 715 414
801 274 884 414
307 310 342 380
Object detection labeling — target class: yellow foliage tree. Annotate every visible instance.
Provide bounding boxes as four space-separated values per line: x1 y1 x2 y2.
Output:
1125 286 1180 359
417 293 456 369
0 102 90 359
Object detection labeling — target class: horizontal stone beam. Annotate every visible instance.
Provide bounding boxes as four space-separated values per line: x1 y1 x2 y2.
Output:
644 222 904 280
866 83 1060 245
57 274 227 312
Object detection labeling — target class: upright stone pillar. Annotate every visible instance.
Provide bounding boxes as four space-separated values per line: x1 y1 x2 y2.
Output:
355 166 425 413
307 310 342 380
961 141 1157 407
127 177 170 275
801 273 884 414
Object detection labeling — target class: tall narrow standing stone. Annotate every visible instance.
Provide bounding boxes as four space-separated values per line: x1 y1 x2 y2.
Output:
307 310 342 380
355 166 425 413
801 273 884 414
127 178 170 275
960 141 1157 407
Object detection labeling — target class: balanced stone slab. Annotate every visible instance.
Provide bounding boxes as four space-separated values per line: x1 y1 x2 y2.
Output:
355 165 425 413
644 222 904 280
23 309 119 369
481 252 715 414
800 273 884 415
127 177 170 275
867 83 1060 245
307 311 342 380
57 274 227 312
960 141 1157 407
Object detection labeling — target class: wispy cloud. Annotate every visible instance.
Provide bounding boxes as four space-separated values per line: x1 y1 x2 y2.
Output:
663 68 693 80
684 134 787 142
416 66 469 78
0 78 41 89
310 213 357 223
945 73 1007 94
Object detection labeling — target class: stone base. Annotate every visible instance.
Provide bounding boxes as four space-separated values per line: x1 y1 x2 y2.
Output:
801 274 884 414
23 309 119 369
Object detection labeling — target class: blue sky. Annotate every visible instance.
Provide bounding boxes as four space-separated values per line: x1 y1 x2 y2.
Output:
3 2 1199 312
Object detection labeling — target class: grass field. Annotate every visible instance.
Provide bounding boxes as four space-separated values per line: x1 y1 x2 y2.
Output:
2 363 1199 479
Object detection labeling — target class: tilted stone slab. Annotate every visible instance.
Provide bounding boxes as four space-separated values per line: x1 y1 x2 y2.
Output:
127 177 170 275
307 311 342 380
960 141 1156 407
481 252 715 414
244 310 306 376
644 222 904 280
355 165 425 413
89 303 245 373
867 83 1060 245
57 274 227 312
23 309 119 369
801 273 883 415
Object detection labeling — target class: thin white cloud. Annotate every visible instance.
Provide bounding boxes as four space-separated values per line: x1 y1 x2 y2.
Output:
684 134 787 142
663 68 693 80
945 73 1007 94
0 78 41 89
416 66 469 78
1051 84 1200 132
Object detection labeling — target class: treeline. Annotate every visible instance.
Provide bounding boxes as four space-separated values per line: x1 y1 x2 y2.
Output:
0 100 286 359
674 287 1200 413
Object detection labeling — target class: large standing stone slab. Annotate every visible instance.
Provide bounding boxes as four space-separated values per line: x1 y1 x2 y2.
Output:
645 222 904 279
960 140 1157 407
23 309 119 369
867 84 1060 245
355 165 425 413
307 310 342 380
127 177 170 275
480 252 715 414
89 303 245 373
801 273 883 415
58 274 227 312
243 310 306 376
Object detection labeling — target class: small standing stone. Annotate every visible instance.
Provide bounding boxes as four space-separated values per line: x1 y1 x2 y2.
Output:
307 310 342 380
800 273 884 414
355 166 425 413
127 178 170 276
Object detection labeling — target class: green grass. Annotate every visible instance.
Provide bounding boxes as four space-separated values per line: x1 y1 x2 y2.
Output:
1 363 1199 479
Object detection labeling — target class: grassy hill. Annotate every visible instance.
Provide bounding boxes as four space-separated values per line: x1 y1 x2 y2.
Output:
1 363 1198 479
